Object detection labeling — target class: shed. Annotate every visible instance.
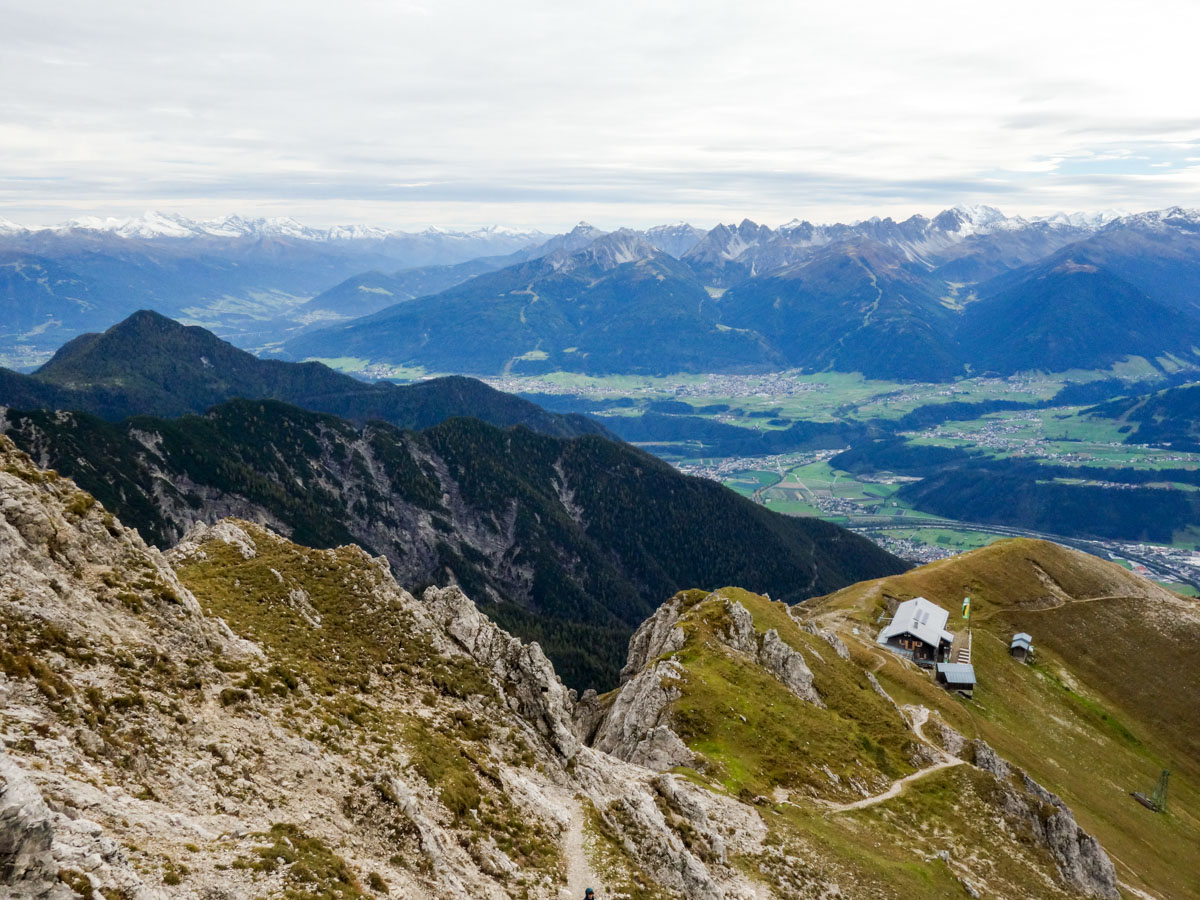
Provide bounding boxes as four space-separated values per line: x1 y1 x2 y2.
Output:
936 662 976 695
1010 632 1033 662
877 597 953 667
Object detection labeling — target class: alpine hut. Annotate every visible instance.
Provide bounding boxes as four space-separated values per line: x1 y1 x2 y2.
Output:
876 597 953 667
1010 632 1033 662
936 662 977 696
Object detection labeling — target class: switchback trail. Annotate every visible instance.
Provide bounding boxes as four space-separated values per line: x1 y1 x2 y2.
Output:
824 706 964 814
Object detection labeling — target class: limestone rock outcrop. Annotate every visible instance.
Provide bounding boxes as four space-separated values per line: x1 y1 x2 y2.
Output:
924 716 1120 900
423 584 580 760
592 659 695 770
720 597 823 706
0 753 69 900
619 591 688 681
596 592 828 771
758 627 823 707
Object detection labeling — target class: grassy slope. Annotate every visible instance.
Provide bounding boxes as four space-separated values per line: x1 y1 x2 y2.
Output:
173 523 562 874
664 587 919 804
757 765 1080 900
647 586 1102 898
809 539 1200 899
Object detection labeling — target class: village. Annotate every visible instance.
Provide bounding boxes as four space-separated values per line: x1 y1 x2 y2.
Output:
678 450 1200 592
482 371 832 403
911 414 1200 467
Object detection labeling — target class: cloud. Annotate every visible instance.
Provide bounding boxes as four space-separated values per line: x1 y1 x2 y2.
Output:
2 0 1199 228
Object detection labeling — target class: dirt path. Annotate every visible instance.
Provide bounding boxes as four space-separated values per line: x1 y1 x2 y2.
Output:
975 593 1132 623
826 755 964 813
824 706 964 814
561 797 602 899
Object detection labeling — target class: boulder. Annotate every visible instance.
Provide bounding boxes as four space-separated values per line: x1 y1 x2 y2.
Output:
592 660 695 770
0 752 70 900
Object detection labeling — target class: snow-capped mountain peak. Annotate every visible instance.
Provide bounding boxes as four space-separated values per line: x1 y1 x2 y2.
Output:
1033 209 1125 229
928 205 1019 237
952 204 1008 227
471 224 542 237
325 223 394 241
61 210 206 239
544 228 659 273
1105 207 1200 233
0 212 547 244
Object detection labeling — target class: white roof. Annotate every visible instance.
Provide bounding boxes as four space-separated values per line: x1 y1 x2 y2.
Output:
877 597 953 648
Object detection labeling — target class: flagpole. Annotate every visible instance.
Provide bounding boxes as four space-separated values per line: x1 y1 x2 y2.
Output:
962 597 971 664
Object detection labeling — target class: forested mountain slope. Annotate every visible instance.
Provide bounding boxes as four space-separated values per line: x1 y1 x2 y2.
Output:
0 310 607 438
0 400 904 689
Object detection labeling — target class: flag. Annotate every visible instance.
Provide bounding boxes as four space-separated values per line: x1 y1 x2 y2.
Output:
962 597 971 620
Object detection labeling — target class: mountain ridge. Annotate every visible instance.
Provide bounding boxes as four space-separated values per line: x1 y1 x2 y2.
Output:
0 439 1153 898
287 206 1200 380
0 309 609 438
0 398 905 689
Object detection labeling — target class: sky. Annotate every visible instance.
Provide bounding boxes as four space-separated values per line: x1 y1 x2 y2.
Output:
3 0 1200 231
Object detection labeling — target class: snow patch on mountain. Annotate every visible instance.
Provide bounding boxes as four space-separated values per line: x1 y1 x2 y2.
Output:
1105 206 1200 233
0 211 548 244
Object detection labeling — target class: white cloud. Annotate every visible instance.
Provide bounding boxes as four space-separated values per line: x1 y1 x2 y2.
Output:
2 0 1199 229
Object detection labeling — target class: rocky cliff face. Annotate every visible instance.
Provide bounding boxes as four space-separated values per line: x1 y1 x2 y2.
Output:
0 403 906 691
923 717 1120 900
0 437 774 898
0 437 1124 898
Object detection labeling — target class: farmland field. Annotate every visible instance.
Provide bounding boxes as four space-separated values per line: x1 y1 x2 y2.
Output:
322 362 1200 582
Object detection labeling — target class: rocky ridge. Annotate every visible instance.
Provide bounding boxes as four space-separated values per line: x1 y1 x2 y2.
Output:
923 716 1119 899
0 437 769 898
0 401 904 691
0 437 1123 898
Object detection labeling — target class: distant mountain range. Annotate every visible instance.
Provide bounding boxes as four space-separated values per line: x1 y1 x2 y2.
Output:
0 210 546 244
8 205 1200 380
0 214 547 365
294 221 611 321
289 229 781 375
289 206 1200 380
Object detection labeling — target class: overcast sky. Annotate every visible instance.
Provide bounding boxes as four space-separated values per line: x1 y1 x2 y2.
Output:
3 0 1199 230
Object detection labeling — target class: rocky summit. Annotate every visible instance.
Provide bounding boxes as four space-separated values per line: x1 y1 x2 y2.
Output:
0 434 1174 899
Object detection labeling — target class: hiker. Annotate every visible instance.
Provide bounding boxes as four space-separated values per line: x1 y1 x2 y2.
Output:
584 890 595 899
